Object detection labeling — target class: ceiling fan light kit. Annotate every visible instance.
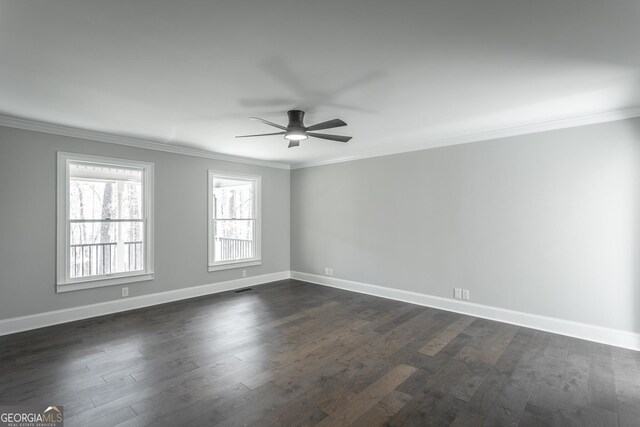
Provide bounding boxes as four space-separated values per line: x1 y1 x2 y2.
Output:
236 109 352 148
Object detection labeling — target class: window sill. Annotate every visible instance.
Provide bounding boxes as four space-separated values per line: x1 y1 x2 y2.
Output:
208 259 261 272
56 273 154 293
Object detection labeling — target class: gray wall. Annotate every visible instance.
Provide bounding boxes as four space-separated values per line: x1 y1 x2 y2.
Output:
0 126 290 320
3 118 640 333
291 118 640 333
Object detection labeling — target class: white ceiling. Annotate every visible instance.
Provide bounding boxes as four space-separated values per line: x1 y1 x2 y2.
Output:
2 0 640 167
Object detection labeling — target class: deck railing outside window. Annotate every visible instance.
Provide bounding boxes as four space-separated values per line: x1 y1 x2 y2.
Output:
215 237 254 261
70 241 143 278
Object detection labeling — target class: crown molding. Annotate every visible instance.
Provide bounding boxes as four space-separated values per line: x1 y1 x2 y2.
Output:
291 106 640 169
3 106 640 171
0 115 291 170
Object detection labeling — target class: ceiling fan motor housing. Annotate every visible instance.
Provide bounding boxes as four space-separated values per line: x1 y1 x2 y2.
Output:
286 110 308 140
287 110 306 128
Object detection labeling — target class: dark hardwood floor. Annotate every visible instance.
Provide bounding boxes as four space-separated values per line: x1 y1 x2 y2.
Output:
1 279 639 426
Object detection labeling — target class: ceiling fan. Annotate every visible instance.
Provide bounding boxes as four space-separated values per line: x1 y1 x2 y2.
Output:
236 110 352 148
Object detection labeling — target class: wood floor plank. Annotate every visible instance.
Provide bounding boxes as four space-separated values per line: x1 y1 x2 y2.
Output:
589 343 618 413
348 389 412 427
450 409 485 427
0 280 636 427
315 364 416 427
419 316 475 356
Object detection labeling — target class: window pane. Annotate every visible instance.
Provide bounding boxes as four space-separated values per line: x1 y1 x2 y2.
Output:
214 219 254 261
212 177 254 219
120 182 143 220
69 163 143 220
69 221 144 278
69 179 116 220
208 172 260 269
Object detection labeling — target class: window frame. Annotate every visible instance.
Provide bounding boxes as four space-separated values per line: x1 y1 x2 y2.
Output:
208 170 262 272
56 152 154 293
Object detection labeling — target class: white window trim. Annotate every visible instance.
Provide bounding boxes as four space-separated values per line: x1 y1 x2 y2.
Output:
208 170 262 272
56 152 154 293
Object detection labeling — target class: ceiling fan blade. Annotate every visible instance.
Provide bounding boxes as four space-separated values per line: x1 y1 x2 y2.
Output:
235 132 285 138
306 119 347 132
250 117 287 131
307 132 352 143
288 140 300 148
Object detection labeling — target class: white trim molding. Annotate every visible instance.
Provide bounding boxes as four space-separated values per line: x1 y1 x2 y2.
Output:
207 170 262 272
3 107 640 172
0 115 290 170
56 152 155 292
0 271 291 336
290 271 640 352
291 106 640 169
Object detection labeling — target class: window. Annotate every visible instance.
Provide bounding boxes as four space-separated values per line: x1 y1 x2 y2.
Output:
208 171 261 271
57 152 154 292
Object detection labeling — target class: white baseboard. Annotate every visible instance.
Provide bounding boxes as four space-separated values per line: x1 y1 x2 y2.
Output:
291 271 640 352
5 270 639 351
0 271 292 336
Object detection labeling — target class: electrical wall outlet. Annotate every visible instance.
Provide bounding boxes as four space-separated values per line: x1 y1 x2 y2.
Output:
242 270 247 278
324 267 334 276
121 287 129 297
454 288 470 300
